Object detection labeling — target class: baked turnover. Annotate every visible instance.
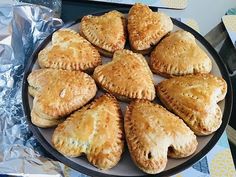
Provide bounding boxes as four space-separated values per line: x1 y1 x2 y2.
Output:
27 69 97 128
150 30 212 77
125 100 197 174
156 74 227 135
52 94 124 170
93 49 155 101
128 3 173 54
80 10 126 57
38 29 101 72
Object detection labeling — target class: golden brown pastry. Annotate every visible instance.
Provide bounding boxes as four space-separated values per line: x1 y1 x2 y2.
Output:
150 30 212 77
80 10 126 57
38 29 101 72
28 69 97 128
52 94 124 170
156 74 227 135
93 49 155 101
128 3 173 54
125 100 197 174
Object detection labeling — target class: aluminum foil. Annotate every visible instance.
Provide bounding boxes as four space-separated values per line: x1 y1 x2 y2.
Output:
0 3 77 176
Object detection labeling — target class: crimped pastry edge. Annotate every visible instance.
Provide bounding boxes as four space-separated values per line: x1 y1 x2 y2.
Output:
28 69 97 127
93 49 155 101
52 93 124 170
38 29 102 71
80 10 127 55
124 100 167 174
125 99 198 174
128 3 173 51
156 74 227 135
150 31 212 78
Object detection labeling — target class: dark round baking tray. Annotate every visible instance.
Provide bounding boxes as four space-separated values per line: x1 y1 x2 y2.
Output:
22 9 233 177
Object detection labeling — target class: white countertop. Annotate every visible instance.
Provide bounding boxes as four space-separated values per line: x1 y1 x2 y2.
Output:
160 0 236 35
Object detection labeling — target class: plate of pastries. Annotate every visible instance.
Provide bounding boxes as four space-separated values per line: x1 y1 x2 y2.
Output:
22 3 231 177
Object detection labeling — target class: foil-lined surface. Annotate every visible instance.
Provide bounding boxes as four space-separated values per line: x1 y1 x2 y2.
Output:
0 4 72 176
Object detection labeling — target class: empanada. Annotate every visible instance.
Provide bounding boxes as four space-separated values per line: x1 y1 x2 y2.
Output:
150 30 212 77
52 94 124 170
156 74 227 135
93 49 155 101
128 3 173 54
125 100 197 174
38 29 101 72
28 69 97 128
80 10 126 57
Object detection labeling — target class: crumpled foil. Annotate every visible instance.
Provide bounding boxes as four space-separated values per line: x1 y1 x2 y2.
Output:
0 3 79 176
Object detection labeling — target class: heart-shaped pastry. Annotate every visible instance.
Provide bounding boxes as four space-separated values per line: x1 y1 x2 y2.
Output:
150 30 212 77
128 3 173 54
52 94 124 170
27 69 97 128
125 100 197 174
38 29 101 72
156 74 227 135
93 49 155 101
80 10 126 57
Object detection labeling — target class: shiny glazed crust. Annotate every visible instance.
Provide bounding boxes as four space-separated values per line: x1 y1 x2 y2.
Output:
52 94 124 170
27 69 97 128
38 29 101 72
93 49 155 101
128 3 173 54
80 10 127 57
156 74 227 135
125 100 197 174
38 29 102 71
150 30 212 77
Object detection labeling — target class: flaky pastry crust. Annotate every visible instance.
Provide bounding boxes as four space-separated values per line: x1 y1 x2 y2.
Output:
27 69 97 128
156 74 227 135
52 94 124 170
38 29 101 72
128 3 173 54
93 49 155 101
150 30 212 77
80 11 126 57
125 100 197 174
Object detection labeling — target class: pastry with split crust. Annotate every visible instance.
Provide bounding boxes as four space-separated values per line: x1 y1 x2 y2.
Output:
52 94 124 170
27 69 97 128
125 100 197 174
156 74 227 135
